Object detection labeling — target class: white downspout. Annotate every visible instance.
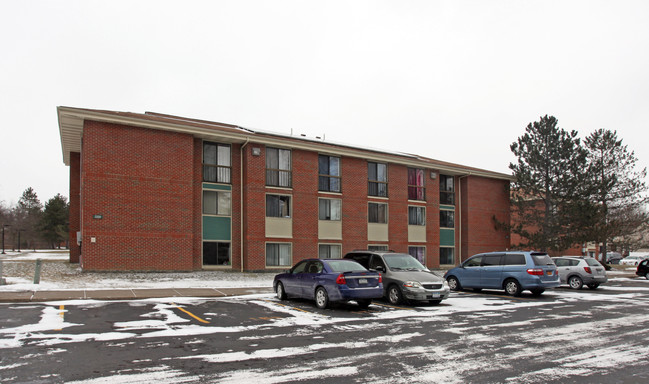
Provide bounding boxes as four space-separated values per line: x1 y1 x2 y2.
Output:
240 138 250 272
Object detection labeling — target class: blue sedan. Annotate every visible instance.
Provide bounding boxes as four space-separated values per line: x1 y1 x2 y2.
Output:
274 259 383 309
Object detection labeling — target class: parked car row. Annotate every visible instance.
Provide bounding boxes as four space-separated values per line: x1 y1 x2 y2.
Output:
273 249 645 310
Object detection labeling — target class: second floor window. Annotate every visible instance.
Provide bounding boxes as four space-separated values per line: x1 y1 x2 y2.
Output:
319 198 341 221
318 155 341 192
203 190 231 216
408 168 426 200
368 202 388 223
408 206 426 226
203 142 231 184
440 175 455 205
368 162 388 197
440 210 455 228
266 195 291 218
266 148 292 187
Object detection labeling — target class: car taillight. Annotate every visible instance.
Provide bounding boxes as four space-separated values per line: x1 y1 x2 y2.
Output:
378 275 382 283
584 267 592 274
527 268 544 276
336 274 347 285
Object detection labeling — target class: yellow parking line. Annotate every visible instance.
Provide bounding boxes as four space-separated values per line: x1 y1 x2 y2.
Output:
55 305 65 331
172 303 210 324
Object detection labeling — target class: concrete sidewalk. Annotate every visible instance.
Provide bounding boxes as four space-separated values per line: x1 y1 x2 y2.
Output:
0 287 274 303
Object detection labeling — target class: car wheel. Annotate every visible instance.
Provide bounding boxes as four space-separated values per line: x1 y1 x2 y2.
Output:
504 279 522 296
429 300 442 306
315 287 329 309
388 285 404 305
357 299 372 309
568 275 583 290
530 289 544 296
447 276 462 291
587 283 600 290
645 272 649 280
276 282 287 300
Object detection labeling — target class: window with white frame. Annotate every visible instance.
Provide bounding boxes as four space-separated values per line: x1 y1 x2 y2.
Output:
203 190 232 216
203 142 231 184
319 198 341 221
368 202 388 223
368 162 388 197
440 210 455 228
319 244 342 259
368 245 389 251
266 195 291 218
266 243 292 266
319 155 341 192
408 246 426 264
408 206 426 226
407 168 426 201
266 147 292 187
440 247 455 264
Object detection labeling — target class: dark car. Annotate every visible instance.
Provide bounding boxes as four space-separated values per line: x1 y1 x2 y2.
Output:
273 258 383 309
444 251 560 296
344 251 450 305
636 259 649 280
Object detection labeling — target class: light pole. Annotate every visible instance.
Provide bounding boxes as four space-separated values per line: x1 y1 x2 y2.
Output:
16 229 25 253
1 224 10 255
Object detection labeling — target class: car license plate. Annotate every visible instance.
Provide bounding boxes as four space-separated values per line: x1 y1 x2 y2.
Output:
432 293 440 298
546 271 553 276
359 279 367 284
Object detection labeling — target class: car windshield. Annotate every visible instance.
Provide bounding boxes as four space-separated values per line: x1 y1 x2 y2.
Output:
585 258 601 267
327 260 367 273
531 253 554 266
383 254 426 271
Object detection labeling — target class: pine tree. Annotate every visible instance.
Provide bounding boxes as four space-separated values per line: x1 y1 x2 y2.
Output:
509 115 589 252
584 129 648 259
40 194 69 248
16 187 43 250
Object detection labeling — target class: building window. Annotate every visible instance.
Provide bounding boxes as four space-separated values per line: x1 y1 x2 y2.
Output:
408 168 426 201
368 245 389 251
266 195 291 218
368 162 388 197
440 247 454 265
319 198 341 221
408 246 426 264
440 210 455 228
368 202 388 223
203 190 231 216
203 242 231 266
203 142 231 184
440 175 455 205
266 147 292 187
319 155 341 193
319 244 342 259
408 206 426 226
266 243 292 266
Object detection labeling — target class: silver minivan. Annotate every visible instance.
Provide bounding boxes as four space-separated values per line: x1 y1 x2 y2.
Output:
552 256 607 289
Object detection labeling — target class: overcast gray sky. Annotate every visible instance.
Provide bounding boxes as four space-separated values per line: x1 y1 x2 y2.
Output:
1 0 648 205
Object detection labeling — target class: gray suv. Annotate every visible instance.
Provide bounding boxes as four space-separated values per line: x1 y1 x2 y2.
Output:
343 251 450 305
552 256 608 289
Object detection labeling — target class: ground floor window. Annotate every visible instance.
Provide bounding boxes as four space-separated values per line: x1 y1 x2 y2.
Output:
203 242 230 266
266 243 292 266
368 244 389 251
319 244 342 259
440 247 454 265
408 246 426 264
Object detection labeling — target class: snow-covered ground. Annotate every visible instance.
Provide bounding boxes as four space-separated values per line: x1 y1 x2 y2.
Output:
0 250 275 291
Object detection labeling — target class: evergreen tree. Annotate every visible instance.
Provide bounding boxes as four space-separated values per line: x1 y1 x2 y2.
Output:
40 194 69 248
16 187 43 250
509 115 589 252
584 129 648 259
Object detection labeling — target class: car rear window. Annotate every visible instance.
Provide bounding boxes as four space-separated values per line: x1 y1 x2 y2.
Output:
327 260 367 272
585 258 601 267
531 253 554 266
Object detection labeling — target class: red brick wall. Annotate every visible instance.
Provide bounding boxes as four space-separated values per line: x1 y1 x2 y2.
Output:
341 157 368 252
69 152 81 263
460 176 511 261
80 121 195 271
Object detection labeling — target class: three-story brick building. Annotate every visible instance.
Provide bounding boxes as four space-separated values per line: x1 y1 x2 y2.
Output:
58 107 512 271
